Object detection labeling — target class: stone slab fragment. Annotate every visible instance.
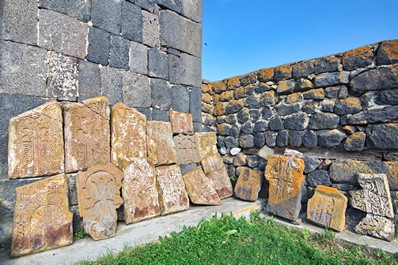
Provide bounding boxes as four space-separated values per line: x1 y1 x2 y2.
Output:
355 214 395 242
169 109 194 135
173 134 200 164
234 167 262 201
111 103 147 170
376 40 398 65
64 96 110 173
307 186 348 231
195 132 218 160
11 174 72 257
39 0 91 22
265 155 305 222
77 164 123 240
8 101 64 179
171 85 191 113
151 79 172 111
123 158 160 223
202 152 233 199
148 48 169 79
367 123 398 150
91 0 121 35
183 166 221 205
156 165 190 215
147 121 178 166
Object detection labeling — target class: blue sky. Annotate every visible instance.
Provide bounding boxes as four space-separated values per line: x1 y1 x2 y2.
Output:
202 0 398 81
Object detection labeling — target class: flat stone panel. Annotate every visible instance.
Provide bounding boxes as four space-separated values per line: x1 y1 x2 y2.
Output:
173 134 200 164
201 152 233 199
121 1 142 42
39 9 88 59
11 174 72 257
111 103 147 169
181 0 202 22
77 60 101 101
234 167 262 201
64 96 110 173
109 35 130 70
183 166 221 205
142 10 160 47
100 66 123 105
91 0 121 35
307 186 348 231
169 109 194 135
355 214 395 242
8 101 64 179
148 48 169 79
265 155 305 222
87 27 111 65
39 0 91 22
195 132 217 160
169 52 202 87
129 41 148 75
171 85 190 113
122 72 151 108
123 158 160 223
151 79 172 110
190 87 202 122
77 164 123 240
156 165 190 215
147 121 178 166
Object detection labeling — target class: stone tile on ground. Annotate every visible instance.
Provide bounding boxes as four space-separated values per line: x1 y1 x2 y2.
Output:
354 214 396 242
234 167 262 202
195 132 218 160
173 134 200 164
147 121 178 166
169 109 194 135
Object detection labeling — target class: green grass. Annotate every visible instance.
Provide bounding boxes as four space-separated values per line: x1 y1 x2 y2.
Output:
76 212 398 265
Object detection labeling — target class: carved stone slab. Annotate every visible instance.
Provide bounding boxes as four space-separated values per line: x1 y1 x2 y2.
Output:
173 134 200 164
349 174 394 218
156 165 190 215
76 163 123 240
195 132 218 160
147 121 178 166
11 174 72 257
123 158 160 224
354 214 395 242
111 102 147 170
265 154 305 222
307 185 348 231
183 166 221 205
8 101 64 179
169 109 194 135
234 167 262 201
201 152 233 199
64 96 110 173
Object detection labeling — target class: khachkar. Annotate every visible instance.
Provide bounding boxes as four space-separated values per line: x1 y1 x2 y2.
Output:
234 167 262 201
147 121 178 166
8 101 64 178
76 163 123 240
265 155 305 222
11 174 73 257
173 134 200 164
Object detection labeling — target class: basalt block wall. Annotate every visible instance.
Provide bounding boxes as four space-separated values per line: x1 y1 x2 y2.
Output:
0 0 202 250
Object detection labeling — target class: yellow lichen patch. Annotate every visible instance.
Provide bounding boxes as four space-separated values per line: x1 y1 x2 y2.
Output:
340 97 362 109
202 103 213 114
275 65 292 75
261 90 276 105
220 91 233 101
212 80 227 93
213 103 226 116
233 85 253 99
343 46 373 62
202 83 213 94
217 124 230 135
234 167 262 201
378 40 398 62
213 94 220 103
286 92 303 104
227 76 241 88
202 93 212 104
258 68 274 81
304 88 325 99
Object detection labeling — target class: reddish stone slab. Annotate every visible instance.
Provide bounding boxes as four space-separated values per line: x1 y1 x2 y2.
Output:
147 121 178 166
234 167 262 201
169 109 194 135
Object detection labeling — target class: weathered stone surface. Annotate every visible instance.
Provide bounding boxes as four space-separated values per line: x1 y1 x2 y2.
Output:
111 103 147 169
265 155 305 222
286 92 303 104
39 0 91 22
246 155 259 168
239 134 255 149
350 174 394 218
367 123 398 149
148 48 169 79
269 117 284 131
314 72 349 87
155 0 182 13
302 129 318 147
100 66 123 105
11 174 72 257
121 1 142 42
277 80 296 94
129 41 148 75
376 40 398 66
343 132 366 151
258 68 274 82
123 158 160 223
226 99 244 114
276 130 289 147
273 65 292 81
303 88 325 100
234 167 262 201
303 155 321 174
77 164 123 240
314 56 340 74
362 89 398 106
147 121 178 165
348 106 398 125
302 101 317 114
169 109 194 135
260 90 276 107
39 9 88 58
354 214 395 241
335 98 362 115
169 52 202 87
284 112 309 130
87 25 111 65
240 73 257 86
122 72 151 108
342 46 373 71
91 0 121 35
156 165 190 215
284 148 304 159
307 170 332 187
289 130 303 147
109 35 129 70
195 132 217 160
309 113 339 129
258 145 274 161
8 101 64 178
295 78 314 91
202 152 233 199
350 65 398 92
317 130 346 147
78 60 101 101
275 102 301 116
234 153 247 166
181 0 202 22
293 60 314 78
142 10 160 47
174 134 200 164
151 79 172 111
64 97 110 173
172 85 191 113
183 166 221 205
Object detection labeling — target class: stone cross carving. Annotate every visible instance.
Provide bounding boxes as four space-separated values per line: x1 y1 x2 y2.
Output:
234 167 262 201
173 134 200 164
195 132 218 160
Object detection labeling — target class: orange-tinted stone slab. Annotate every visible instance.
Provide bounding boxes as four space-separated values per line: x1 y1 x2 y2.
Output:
234 167 262 201
156 165 190 215
265 154 305 222
183 166 221 205
64 96 110 173
8 101 64 179
76 163 123 240
195 132 218 160
169 109 194 135
111 102 147 170
123 158 160 223
11 174 72 257
147 121 178 166
173 134 200 164
307 185 348 231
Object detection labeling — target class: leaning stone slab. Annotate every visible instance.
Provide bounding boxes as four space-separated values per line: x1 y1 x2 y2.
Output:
11 174 72 257
76 163 123 240
234 167 262 202
183 166 221 205
201 152 233 199
173 134 200 164
195 132 218 160
64 96 110 173
307 186 348 231
111 103 147 170
8 101 64 179
354 214 395 242
349 174 394 218
147 121 178 166
169 109 194 135
265 155 305 222
156 165 190 215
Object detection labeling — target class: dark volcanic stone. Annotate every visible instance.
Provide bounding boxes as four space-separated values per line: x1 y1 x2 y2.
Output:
250 110 261 122
289 130 303 147
224 136 239 148
246 155 259 168
343 132 366 151
342 46 373 71
241 122 254 134
367 123 398 149
374 89 398 106
239 134 255 148
275 102 301 116
351 65 398 92
303 155 321 174
109 35 129 70
151 79 172 110
230 125 241 138
254 133 266 148
269 116 284 131
261 107 273 119
245 96 261 109
375 40 398 66
307 170 332 187
317 130 347 147
334 98 362 115
284 112 309 130
91 0 121 35
348 106 398 125
293 60 314 78
121 1 142 42
314 56 340 74
87 26 111 65
265 131 278 147
253 121 268 133
237 108 250 124
314 72 349 87
309 113 339 129
217 136 226 148
171 85 190 113
302 129 318 147
255 83 273 93
190 87 202 123
302 101 318 114
277 130 289 147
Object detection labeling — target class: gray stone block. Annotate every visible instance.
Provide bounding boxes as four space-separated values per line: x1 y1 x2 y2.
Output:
171 85 190 113
122 1 142 42
241 122 253 134
39 0 91 22
269 116 284 131
142 10 160 47
190 87 202 123
160 10 202 57
152 109 170 121
135 0 157 12
254 133 266 148
148 48 169 79
136 108 153 121
100 66 123 105
309 113 339 129
2 0 37 45
317 130 346 147
122 72 151 108
237 108 250 124
284 112 309 130
0 41 47 97
367 123 398 149
39 9 88 58
314 56 340 74
314 72 350 87
277 130 289 147
307 170 331 187
239 134 254 149
302 129 317 147
130 41 148 75
77 60 101 101
289 130 303 147
348 105 398 125
46 52 78 101
169 53 202 87
275 102 301 116
109 35 130 70
155 0 182 13
87 26 111 65
67 174 78 205
91 0 121 35
181 0 202 22
351 65 398 92
151 78 172 110
303 155 321 174
265 131 277 147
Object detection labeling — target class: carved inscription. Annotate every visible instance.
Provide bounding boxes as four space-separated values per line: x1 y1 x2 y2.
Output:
147 121 178 166
173 134 200 164
76 163 123 240
195 132 218 160
169 109 194 135
234 167 262 201
11 174 73 257
355 214 396 242
8 101 64 178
